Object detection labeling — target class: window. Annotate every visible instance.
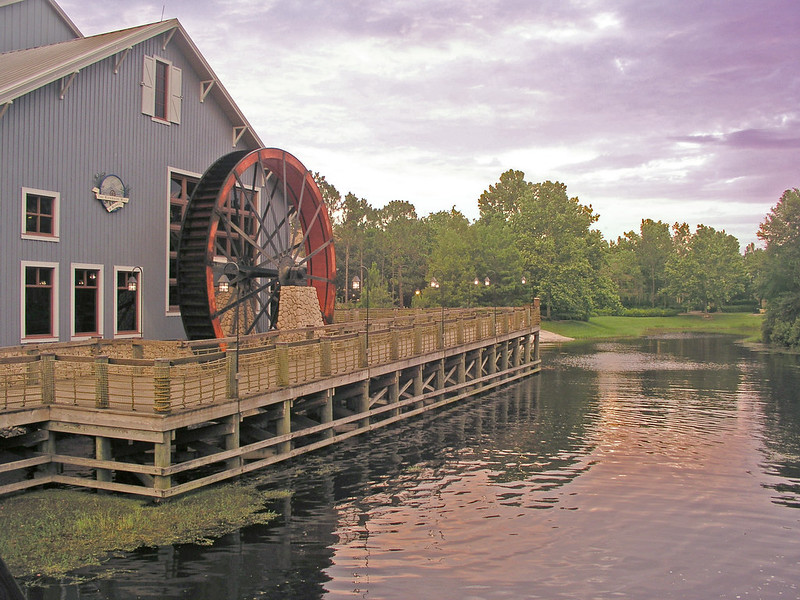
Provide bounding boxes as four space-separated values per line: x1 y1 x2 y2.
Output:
21 187 59 241
116 268 141 337
141 55 182 124
21 261 59 342
167 170 199 313
72 265 102 338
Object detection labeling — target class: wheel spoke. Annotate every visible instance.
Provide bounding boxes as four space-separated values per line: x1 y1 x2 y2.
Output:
217 211 278 266
213 277 277 318
291 201 324 264
297 237 333 265
307 275 336 284
282 153 291 253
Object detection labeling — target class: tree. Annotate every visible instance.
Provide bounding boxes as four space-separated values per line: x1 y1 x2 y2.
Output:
333 192 372 303
608 232 646 306
637 219 672 307
425 208 481 307
757 188 800 348
478 169 527 222
664 225 745 311
509 179 606 319
374 201 427 307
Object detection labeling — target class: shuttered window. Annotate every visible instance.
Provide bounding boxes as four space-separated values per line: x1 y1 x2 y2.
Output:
142 55 182 124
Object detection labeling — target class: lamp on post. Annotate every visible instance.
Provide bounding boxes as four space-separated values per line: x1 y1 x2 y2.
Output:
218 262 242 352
125 266 143 335
352 267 369 353
430 277 444 347
126 266 142 291
521 274 534 324
470 277 480 309
484 276 496 334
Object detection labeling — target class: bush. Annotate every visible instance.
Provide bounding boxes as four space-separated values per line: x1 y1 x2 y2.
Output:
720 302 759 313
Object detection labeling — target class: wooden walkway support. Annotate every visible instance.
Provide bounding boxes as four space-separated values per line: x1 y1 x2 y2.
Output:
0 304 541 499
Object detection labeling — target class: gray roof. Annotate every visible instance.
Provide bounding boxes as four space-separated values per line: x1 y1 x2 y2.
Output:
0 18 263 147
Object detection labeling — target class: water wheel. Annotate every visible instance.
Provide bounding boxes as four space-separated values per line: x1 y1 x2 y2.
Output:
176 148 336 341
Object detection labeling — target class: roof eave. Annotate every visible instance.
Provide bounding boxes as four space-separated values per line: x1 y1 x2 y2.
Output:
0 20 179 105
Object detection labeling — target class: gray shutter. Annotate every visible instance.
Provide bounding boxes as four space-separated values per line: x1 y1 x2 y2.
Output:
141 55 155 116
168 65 182 124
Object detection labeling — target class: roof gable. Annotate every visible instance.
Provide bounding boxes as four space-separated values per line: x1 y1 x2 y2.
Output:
0 0 82 52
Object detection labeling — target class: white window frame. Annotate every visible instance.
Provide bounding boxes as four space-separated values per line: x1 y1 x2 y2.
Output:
141 55 182 125
70 263 104 340
20 260 59 344
21 187 60 242
114 265 143 339
165 167 202 316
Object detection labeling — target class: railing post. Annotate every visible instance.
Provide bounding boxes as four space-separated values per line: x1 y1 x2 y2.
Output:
153 358 172 414
413 326 422 355
390 327 399 361
277 343 290 387
95 355 109 408
358 333 368 368
320 337 332 377
41 353 55 405
227 346 239 398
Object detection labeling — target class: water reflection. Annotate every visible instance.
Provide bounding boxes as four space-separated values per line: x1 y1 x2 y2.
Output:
23 335 800 600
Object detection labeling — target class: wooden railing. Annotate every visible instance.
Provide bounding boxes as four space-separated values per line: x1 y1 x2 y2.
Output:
0 305 539 415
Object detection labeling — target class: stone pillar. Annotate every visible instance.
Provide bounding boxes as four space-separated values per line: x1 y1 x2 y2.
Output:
276 286 325 331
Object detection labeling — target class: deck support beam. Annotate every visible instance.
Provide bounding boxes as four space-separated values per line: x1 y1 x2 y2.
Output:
154 432 172 492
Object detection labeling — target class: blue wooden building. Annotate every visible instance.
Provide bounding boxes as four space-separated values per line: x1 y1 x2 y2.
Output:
0 0 264 347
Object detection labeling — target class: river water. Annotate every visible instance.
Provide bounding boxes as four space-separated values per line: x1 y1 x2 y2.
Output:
24 334 800 599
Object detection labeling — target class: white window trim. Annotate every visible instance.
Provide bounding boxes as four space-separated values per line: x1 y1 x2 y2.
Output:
20 260 59 344
165 166 202 316
21 187 60 242
114 265 143 339
70 263 104 340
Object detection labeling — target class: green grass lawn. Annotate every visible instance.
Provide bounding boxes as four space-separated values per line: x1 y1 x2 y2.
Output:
543 313 763 342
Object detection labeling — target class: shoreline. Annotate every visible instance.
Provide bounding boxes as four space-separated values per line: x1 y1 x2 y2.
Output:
539 329 575 343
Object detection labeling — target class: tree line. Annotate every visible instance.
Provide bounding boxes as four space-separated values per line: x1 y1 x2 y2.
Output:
314 171 800 349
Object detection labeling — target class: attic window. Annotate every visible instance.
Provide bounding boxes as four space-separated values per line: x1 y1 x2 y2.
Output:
141 55 182 124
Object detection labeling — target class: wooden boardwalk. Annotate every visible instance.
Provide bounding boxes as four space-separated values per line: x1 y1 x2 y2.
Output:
0 305 541 498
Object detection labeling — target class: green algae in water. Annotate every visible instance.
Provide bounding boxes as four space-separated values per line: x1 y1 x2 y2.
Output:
0 484 290 579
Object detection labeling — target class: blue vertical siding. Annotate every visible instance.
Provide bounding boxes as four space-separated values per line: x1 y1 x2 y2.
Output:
0 0 80 53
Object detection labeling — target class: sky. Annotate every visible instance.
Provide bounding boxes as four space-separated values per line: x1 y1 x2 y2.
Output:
60 0 800 249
